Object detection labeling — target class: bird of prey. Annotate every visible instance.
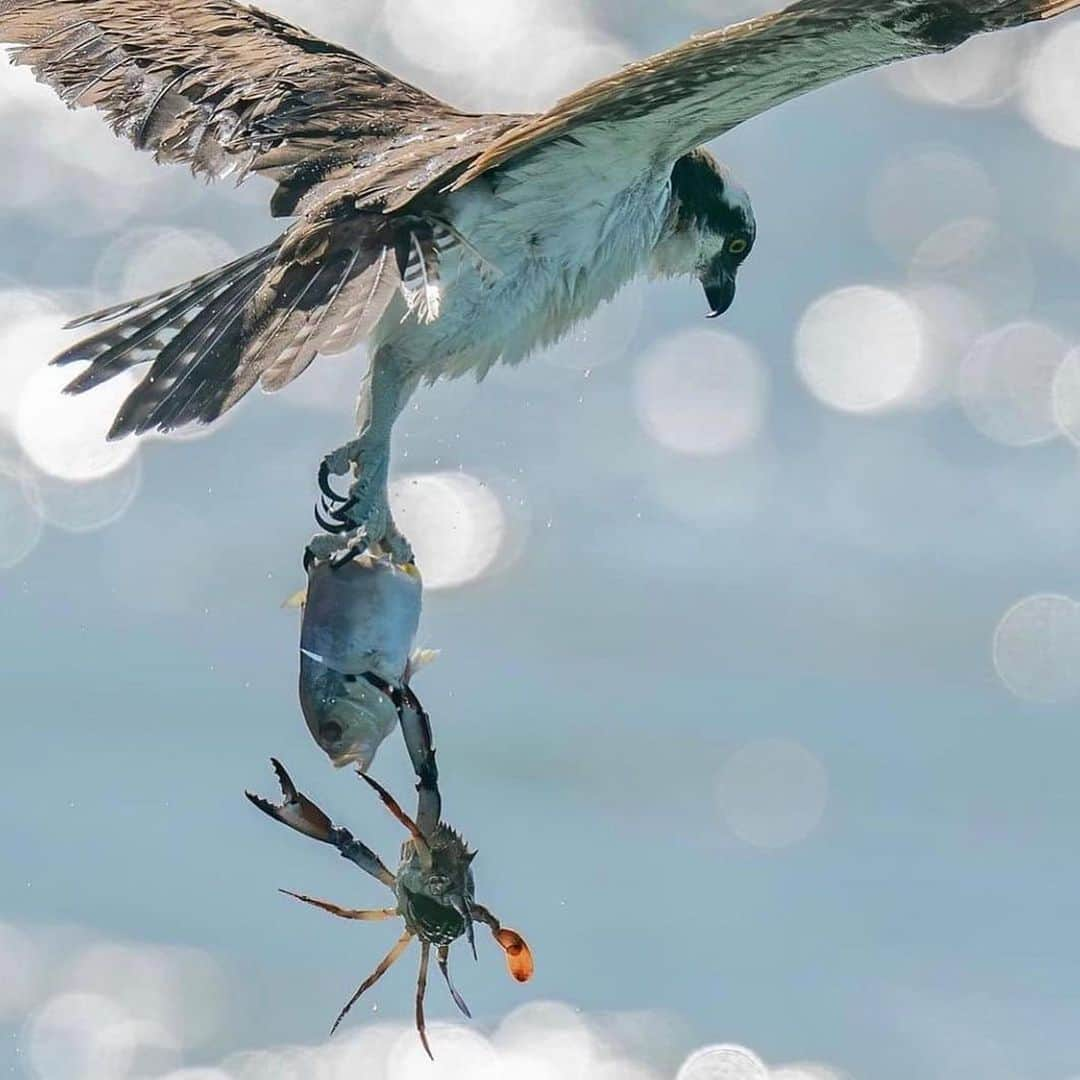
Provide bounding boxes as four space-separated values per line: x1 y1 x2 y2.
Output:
2 0 1076 559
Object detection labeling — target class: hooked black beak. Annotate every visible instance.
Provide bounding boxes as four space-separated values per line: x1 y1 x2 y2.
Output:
703 269 736 319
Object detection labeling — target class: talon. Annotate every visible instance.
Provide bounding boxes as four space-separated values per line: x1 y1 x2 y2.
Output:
318 460 349 504
335 496 360 520
320 493 349 519
330 542 367 570
314 502 351 534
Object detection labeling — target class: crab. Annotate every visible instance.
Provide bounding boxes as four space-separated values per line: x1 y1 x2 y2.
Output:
246 683 532 1057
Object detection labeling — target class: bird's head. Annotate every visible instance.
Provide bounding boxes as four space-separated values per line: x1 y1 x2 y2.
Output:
651 148 756 319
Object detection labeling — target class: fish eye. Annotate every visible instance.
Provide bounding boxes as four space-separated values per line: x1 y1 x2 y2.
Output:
728 235 750 256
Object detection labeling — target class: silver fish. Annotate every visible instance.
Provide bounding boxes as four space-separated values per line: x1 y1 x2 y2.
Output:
297 554 423 771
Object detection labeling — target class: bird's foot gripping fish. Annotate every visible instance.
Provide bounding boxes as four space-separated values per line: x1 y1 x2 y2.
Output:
247 690 532 1058
313 444 414 568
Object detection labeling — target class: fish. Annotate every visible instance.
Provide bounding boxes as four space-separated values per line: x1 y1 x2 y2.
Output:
295 553 423 771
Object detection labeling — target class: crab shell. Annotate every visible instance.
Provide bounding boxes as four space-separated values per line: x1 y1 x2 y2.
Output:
299 554 422 771
394 826 476 946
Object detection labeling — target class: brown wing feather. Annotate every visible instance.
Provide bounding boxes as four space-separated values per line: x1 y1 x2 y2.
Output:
454 0 1079 188
55 210 406 437
0 0 471 214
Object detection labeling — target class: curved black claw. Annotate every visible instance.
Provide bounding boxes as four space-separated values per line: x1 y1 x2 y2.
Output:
329 544 366 570
318 460 349 505
315 507 347 537
315 494 352 533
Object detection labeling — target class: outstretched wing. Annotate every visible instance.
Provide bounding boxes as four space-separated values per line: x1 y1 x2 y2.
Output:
455 0 1078 189
0 0 461 216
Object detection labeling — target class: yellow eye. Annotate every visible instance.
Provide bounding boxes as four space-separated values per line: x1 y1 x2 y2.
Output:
728 236 749 256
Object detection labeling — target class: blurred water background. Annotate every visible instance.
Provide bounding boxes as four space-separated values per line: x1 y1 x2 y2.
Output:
3 3 1080 1078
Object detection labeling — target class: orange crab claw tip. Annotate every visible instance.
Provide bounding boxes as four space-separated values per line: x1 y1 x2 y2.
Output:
494 928 534 983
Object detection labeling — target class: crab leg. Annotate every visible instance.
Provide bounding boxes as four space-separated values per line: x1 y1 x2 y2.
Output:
416 941 433 1060
354 674 441 838
330 928 414 1035
437 945 472 1019
359 772 433 871
396 684 441 839
247 759 396 888
279 890 397 921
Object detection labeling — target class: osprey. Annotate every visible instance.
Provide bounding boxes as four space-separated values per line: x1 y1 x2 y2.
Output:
1 0 1076 558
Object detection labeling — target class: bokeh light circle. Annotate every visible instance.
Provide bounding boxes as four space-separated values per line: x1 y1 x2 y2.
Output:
771 1067 846 1080
0 293 69 432
956 322 1066 447
0 461 44 569
866 149 997 263
993 594 1080 704
16 363 139 481
1051 346 1080 446
885 33 1020 108
92 226 237 305
676 1044 769 1080
901 283 987 408
157 1071 234 1080
0 921 40 1019
635 330 768 455
65 941 227 1050
389 471 507 590
1020 22 1080 149
908 218 1035 323
27 992 145 1080
386 1022 500 1076
717 739 829 849
23 457 142 534
795 286 925 413
384 0 630 111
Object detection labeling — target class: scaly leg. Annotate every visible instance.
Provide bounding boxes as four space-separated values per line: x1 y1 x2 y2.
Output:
316 347 418 564
330 928 414 1035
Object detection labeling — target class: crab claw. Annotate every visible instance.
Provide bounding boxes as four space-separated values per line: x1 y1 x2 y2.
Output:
246 758 335 843
493 928 534 983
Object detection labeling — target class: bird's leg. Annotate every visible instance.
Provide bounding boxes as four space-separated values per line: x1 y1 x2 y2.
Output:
315 347 417 565
247 759 397 889
279 890 397 921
